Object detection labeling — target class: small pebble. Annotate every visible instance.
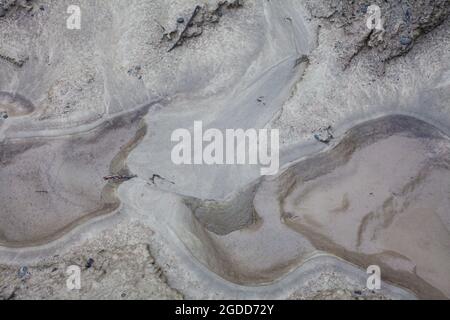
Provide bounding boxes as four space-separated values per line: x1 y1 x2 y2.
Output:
400 36 412 46
404 8 412 23
85 258 95 269
18 266 29 279
177 17 185 24
360 4 369 14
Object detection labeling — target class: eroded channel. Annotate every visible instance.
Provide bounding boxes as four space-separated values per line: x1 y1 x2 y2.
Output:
0 107 148 247
175 115 450 299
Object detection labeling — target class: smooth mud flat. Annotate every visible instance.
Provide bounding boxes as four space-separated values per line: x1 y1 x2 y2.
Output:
279 116 450 299
0 109 147 247
165 115 450 299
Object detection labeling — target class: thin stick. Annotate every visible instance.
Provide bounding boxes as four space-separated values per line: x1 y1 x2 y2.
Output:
168 5 202 52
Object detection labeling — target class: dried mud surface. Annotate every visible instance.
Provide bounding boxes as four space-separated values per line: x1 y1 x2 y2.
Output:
0 0 449 299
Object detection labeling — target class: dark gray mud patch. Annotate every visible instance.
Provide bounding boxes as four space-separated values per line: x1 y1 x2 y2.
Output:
278 115 450 299
178 115 450 297
0 92 35 118
0 107 148 247
182 184 258 236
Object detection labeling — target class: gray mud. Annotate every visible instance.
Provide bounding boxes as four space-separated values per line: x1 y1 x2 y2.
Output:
167 115 450 299
0 107 148 247
279 115 450 299
0 92 35 117
0 0 449 300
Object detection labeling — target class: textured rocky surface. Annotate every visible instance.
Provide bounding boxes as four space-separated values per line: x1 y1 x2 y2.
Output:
0 222 182 300
304 0 450 70
0 0 449 299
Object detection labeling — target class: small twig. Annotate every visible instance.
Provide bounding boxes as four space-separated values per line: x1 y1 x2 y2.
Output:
168 5 202 52
149 174 175 185
103 174 137 182
154 19 167 33
0 54 28 68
